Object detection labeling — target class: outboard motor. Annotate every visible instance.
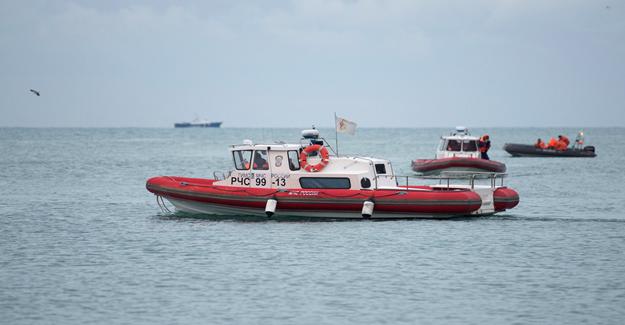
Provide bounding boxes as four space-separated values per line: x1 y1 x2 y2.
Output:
583 146 595 152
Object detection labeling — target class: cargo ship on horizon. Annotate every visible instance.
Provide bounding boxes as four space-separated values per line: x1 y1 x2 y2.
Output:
174 118 222 128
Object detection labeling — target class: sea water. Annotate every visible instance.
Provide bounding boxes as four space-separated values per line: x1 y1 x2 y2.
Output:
1 127 624 324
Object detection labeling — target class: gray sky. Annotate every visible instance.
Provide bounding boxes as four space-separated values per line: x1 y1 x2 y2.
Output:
1 0 624 127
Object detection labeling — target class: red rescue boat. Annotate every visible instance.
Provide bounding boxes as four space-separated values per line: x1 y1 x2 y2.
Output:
146 176 483 218
146 129 519 219
412 127 506 175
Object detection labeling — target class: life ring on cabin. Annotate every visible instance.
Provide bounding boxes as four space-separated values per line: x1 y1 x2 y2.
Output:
299 144 330 172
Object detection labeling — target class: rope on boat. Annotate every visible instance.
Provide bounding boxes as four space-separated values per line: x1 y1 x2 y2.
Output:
155 195 172 214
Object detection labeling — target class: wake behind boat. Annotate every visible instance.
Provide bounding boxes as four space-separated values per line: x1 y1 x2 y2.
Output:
146 129 519 219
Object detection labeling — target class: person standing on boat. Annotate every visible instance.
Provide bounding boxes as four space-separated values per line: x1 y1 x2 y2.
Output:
557 135 570 150
478 134 491 160
574 131 585 149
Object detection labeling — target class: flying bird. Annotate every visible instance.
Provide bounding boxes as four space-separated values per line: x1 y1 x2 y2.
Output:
29 89 40 96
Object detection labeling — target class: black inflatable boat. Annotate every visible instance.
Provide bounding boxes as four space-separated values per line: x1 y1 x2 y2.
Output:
503 143 596 157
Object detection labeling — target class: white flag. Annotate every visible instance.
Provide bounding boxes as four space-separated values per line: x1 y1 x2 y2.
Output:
336 116 357 135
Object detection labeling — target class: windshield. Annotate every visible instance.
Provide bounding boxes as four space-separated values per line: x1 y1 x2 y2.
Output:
446 140 461 151
233 150 252 170
462 140 478 152
253 150 269 170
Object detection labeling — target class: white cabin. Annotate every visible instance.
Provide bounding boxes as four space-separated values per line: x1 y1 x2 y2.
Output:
208 129 503 215
213 130 398 191
435 126 481 159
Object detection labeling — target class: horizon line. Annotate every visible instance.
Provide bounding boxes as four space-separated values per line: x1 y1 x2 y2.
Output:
1 125 623 129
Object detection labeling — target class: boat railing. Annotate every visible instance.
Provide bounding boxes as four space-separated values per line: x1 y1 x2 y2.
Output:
213 171 228 181
390 171 507 190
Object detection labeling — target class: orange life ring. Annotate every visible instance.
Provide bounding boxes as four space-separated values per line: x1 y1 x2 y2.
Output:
299 144 330 172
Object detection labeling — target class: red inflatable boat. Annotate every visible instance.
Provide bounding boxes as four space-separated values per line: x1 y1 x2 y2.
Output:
412 157 506 174
146 176 487 218
146 129 519 219
412 127 506 175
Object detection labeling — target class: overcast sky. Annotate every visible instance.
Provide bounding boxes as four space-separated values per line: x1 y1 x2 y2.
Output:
1 0 624 127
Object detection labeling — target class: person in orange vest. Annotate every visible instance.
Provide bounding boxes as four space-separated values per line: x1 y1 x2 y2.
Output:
478 134 491 160
547 137 558 149
534 138 547 149
555 135 570 151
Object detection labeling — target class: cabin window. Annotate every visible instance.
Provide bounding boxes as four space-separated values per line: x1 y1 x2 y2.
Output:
287 150 300 171
299 177 351 189
233 150 252 170
439 140 446 151
375 164 386 174
446 140 461 151
462 140 478 152
253 150 269 170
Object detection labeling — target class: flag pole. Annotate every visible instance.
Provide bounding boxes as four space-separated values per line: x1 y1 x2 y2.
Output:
334 112 339 157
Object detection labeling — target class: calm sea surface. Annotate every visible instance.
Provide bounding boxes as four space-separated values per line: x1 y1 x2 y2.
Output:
1 127 624 324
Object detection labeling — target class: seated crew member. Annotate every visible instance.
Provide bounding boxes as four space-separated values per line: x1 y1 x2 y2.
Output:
534 138 546 149
447 140 461 151
253 151 269 169
547 137 558 149
554 135 569 151
478 134 491 160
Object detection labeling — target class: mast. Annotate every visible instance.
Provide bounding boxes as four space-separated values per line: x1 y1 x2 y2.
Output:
334 112 339 156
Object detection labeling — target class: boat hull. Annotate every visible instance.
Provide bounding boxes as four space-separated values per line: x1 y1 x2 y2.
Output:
411 157 506 175
146 176 486 219
165 197 469 219
503 143 596 157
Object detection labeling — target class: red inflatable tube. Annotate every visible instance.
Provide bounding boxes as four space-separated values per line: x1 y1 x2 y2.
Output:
146 176 483 216
493 187 520 211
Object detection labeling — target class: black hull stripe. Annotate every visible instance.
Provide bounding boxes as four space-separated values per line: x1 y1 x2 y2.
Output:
494 195 519 202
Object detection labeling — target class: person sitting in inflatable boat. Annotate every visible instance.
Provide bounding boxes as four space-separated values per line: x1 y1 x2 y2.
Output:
534 138 547 149
546 137 558 149
556 135 570 151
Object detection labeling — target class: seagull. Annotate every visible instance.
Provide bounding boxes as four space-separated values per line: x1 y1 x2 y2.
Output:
29 89 40 96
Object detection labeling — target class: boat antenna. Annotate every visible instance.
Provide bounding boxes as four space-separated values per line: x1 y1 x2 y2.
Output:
334 112 339 156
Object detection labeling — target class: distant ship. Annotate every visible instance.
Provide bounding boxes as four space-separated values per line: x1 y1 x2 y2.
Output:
174 118 223 128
